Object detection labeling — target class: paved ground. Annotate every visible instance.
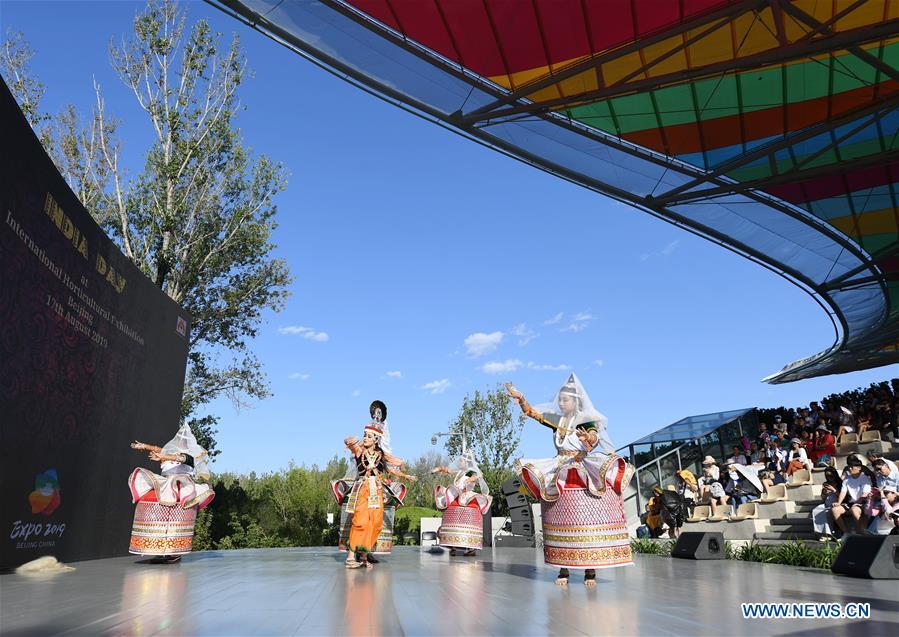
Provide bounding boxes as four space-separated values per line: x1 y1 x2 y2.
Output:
1 547 897 636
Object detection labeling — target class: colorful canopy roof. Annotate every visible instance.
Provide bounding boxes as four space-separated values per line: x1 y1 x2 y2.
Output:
212 0 899 382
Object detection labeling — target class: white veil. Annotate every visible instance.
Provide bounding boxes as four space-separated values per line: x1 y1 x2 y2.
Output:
447 449 489 495
533 372 613 450
160 423 210 480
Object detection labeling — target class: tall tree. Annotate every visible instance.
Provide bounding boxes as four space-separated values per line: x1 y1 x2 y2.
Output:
445 384 524 514
0 2 293 456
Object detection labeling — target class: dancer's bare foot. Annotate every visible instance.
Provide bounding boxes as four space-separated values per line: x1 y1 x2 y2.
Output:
584 569 596 588
555 576 569 587
584 578 596 588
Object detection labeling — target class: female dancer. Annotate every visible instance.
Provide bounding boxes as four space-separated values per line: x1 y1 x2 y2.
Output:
335 401 416 568
507 374 633 588
128 424 215 562
432 450 492 556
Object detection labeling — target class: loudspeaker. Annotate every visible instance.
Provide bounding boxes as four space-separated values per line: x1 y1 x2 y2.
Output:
510 520 534 536
671 532 724 560
505 492 529 508
831 535 899 579
501 478 524 496
494 534 535 548
509 506 532 523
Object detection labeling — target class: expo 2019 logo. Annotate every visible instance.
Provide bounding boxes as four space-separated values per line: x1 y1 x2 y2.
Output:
29 469 61 516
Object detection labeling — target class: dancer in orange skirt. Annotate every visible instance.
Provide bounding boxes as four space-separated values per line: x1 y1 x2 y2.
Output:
338 401 416 569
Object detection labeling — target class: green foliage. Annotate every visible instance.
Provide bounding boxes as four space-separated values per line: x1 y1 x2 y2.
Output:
402 451 450 508
0 2 293 457
732 541 778 563
445 384 524 515
630 538 674 556
192 507 213 551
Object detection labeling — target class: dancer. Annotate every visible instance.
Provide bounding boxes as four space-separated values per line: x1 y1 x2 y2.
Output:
507 374 633 588
333 400 416 569
128 424 215 562
432 450 493 556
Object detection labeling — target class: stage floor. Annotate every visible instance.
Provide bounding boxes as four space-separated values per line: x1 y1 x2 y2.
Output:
1 547 897 636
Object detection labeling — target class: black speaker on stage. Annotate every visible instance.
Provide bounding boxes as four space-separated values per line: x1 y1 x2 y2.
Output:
511 520 534 536
831 535 899 579
505 492 529 508
671 532 724 560
501 477 524 496
509 506 533 523
494 534 536 548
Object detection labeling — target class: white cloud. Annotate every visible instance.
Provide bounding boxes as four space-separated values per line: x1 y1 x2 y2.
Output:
641 239 680 261
278 325 329 342
421 379 451 394
510 323 537 346
561 310 595 333
384 371 403 379
288 372 310 380
480 359 523 374
526 362 570 371
543 312 564 325
594 359 605 367
464 331 503 357
351 389 361 397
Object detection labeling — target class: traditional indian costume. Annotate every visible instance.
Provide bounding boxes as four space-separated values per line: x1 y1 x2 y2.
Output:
434 451 492 553
512 374 634 583
332 401 413 568
127 425 215 558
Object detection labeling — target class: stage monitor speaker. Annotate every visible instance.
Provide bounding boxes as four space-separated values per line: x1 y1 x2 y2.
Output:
671 532 724 560
501 478 524 496
509 506 532 523
505 493 529 508
495 535 535 548
510 521 534 536
831 535 899 579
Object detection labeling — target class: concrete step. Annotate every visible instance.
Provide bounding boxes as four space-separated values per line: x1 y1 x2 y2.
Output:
765 525 814 535
754 500 794 518
780 512 814 522
754 531 818 541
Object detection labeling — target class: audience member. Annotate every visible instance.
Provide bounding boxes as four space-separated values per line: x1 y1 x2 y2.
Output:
812 467 842 541
831 456 873 536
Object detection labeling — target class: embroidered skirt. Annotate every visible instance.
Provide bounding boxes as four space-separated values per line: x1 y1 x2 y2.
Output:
339 504 396 553
129 499 197 556
540 487 632 569
438 504 483 550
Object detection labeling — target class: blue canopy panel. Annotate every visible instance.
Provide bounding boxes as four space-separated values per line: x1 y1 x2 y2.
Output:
208 0 899 383
627 408 755 447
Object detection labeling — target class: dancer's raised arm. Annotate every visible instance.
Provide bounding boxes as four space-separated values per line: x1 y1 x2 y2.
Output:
505 383 559 431
344 436 363 457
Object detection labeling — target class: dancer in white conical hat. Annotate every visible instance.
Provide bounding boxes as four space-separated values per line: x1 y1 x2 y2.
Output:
432 449 492 556
508 373 634 588
128 424 215 563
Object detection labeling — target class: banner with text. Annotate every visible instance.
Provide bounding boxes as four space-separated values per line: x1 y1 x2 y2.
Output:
0 79 191 568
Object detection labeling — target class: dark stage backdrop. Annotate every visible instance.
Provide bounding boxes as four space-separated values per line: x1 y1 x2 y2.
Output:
0 80 191 569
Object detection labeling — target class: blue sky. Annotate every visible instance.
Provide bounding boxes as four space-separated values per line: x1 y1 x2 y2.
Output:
3 1 895 475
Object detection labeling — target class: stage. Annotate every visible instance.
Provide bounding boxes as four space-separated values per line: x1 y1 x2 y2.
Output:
1 547 896 636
